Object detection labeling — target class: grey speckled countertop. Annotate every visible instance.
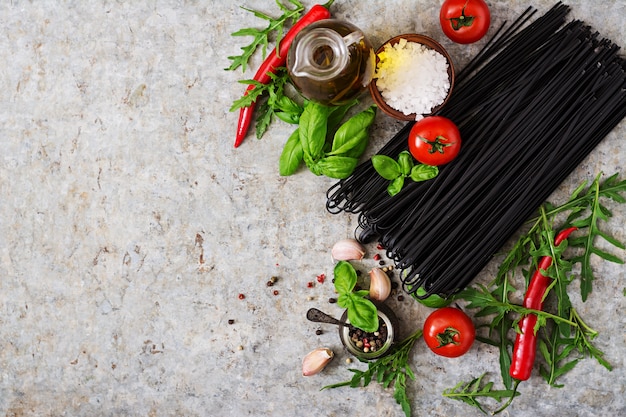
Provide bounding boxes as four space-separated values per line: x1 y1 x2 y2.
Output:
1 1 625 416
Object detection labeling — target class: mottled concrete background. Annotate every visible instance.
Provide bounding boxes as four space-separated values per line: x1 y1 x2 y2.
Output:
1 1 624 416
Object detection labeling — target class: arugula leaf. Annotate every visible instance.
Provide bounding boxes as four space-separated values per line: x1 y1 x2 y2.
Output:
538 322 579 387
323 329 424 417
569 308 612 371
443 373 520 414
567 174 626 301
226 0 304 72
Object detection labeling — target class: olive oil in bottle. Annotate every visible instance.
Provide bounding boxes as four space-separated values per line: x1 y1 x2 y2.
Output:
287 19 375 106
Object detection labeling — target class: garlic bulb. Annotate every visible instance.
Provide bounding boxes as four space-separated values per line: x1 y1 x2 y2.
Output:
369 267 391 301
302 347 334 376
331 238 366 261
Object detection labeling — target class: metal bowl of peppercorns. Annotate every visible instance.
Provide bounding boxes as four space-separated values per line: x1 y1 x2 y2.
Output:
339 302 398 359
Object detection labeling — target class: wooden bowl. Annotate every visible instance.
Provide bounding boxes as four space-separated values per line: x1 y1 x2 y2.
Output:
369 34 455 121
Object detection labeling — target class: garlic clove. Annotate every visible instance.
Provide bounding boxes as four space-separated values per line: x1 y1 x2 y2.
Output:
331 238 366 261
302 347 334 376
369 267 391 302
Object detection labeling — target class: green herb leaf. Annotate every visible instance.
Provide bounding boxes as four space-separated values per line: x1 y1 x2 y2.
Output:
299 102 333 160
333 261 357 295
326 99 359 132
410 164 439 182
371 155 401 180
226 0 304 72
323 329 423 417
328 105 376 156
373 151 439 196
313 156 359 179
443 373 520 414
388 177 405 197
397 151 414 176
344 295 379 333
279 128 303 176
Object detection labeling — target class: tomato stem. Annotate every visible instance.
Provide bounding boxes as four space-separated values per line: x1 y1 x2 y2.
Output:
419 135 455 155
448 0 475 30
436 326 461 347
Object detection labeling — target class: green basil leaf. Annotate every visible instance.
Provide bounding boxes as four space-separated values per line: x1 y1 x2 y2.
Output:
410 164 439 182
329 105 376 156
341 130 370 159
334 261 357 294
274 94 302 115
354 289 370 298
327 99 359 131
346 296 379 333
388 176 405 196
279 128 303 176
372 155 401 180
299 102 333 160
337 293 351 309
397 151 414 176
275 111 300 124
316 156 358 179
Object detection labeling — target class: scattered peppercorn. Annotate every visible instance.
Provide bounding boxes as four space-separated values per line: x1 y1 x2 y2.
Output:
238 293 245 300
379 260 385 266
391 281 399 289
397 295 405 301
328 297 337 304
228 319 235 325
315 329 323 335
273 290 279 296
266 280 274 287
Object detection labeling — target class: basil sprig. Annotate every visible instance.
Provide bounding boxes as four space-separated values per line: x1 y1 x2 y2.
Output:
333 261 378 332
371 151 439 196
279 102 376 178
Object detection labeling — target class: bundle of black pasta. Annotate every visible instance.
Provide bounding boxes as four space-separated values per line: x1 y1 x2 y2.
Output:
326 3 626 299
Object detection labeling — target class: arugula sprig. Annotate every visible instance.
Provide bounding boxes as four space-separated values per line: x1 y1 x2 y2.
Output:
323 329 423 417
443 373 520 414
451 172 626 412
226 0 304 72
230 68 304 139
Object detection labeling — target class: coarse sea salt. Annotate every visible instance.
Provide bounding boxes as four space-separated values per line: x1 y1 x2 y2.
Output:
374 38 450 120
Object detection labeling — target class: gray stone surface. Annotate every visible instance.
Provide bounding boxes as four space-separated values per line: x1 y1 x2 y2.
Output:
1 0 624 416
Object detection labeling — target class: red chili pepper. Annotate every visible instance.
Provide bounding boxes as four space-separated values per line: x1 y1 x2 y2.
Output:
509 226 577 381
234 2 333 148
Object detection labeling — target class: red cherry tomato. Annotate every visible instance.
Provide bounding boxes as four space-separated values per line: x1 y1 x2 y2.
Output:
440 0 491 44
408 116 461 166
423 307 475 358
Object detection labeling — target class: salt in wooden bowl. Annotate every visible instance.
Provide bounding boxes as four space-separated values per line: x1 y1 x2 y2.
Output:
369 34 455 121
